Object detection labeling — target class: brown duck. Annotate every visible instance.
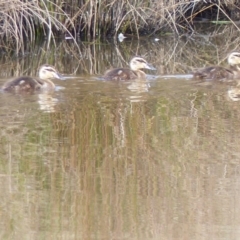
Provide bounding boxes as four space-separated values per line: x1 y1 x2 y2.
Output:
192 52 240 80
103 57 156 81
2 64 63 92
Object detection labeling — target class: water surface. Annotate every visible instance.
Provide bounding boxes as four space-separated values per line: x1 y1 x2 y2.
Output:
0 33 240 240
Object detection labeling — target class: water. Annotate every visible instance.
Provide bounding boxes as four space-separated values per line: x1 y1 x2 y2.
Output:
0 32 240 239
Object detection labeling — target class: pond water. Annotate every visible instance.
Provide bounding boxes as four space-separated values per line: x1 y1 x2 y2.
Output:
1 30 240 239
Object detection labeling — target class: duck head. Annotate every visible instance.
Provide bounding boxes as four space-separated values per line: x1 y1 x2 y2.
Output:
39 64 63 80
228 52 240 70
129 57 156 71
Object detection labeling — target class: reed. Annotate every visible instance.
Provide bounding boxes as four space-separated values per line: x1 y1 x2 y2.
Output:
1 24 240 79
0 0 76 53
0 0 239 52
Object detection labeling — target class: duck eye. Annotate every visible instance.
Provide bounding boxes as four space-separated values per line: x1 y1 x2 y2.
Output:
232 53 240 58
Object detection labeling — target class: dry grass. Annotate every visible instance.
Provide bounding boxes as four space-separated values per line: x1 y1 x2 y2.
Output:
0 0 78 53
62 0 240 37
0 0 239 52
1 24 240 80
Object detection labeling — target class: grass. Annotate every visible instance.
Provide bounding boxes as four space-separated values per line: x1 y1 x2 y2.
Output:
0 0 239 52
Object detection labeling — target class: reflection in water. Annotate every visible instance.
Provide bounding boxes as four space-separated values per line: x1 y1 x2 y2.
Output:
1 33 240 239
38 93 59 112
127 79 150 93
228 87 240 101
126 78 150 103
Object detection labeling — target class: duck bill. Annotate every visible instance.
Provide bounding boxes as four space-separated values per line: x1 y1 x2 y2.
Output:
54 72 65 80
146 64 156 70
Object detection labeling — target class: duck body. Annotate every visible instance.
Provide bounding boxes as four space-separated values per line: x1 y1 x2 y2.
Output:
2 76 55 92
192 52 240 81
1 64 62 92
104 68 145 81
193 66 236 80
103 57 156 81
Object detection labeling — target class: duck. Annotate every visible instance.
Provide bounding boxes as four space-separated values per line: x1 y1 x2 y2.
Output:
1 64 62 92
103 56 156 81
192 52 240 80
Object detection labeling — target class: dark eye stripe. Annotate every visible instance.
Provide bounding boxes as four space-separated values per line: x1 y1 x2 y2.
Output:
135 58 147 63
232 52 240 57
45 68 56 72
